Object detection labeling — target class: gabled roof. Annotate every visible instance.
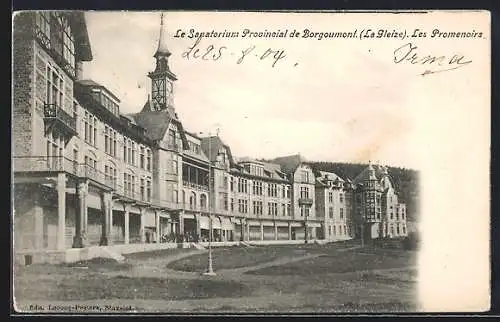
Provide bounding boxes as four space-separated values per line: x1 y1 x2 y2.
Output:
318 170 345 183
130 100 189 147
69 12 93 61
270 154 308 175
200 136 236 167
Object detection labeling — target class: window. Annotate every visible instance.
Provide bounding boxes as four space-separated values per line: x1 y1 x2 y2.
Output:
220 193 228 210
282 185 286 198
168 129 176 147
35 12 51 46
83 112 97 146
140 178 145 201
105 164 117 187
396 225 400 235
402 225 406 234
286 186 290 198
140 147 145 169
48 13 75 72
339 193 344 203
268 202 278 216
282 203 286 216
268 183 277 197
300 186 309 199
301 170 309 182
230 177 234 192
230 198 234 212
328 192 333 203
104 126 117 157
300 206 310 217
329 207 334 218
340 208 344 219
287 204 291 216
46 66 64 107
146 149 152 171
132 142 136 166
333 225 336 236
253 201 263 215
238 178 248 193
124 172 135 198
238 199 248 214
253 181 263 195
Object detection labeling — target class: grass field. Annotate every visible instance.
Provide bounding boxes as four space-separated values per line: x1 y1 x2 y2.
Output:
13 242 418 312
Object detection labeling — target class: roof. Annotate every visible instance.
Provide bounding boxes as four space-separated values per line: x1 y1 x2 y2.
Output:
154 13 172 58
270 154 308 175
318 171 345 183
70 12 93 61
352 164 394 187
200 136 236 166
75 79 121 102
131 100 189 146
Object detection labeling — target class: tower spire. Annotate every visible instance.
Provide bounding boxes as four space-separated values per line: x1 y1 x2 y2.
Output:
154 12 171 58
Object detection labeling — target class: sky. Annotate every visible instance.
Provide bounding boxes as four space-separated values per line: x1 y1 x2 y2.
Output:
81 11 485 170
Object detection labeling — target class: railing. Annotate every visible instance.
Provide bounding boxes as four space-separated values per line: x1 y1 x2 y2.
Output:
43 103 77 134
13 156 78 176
183 181 209 191
114 184 147 202
298 198 314 205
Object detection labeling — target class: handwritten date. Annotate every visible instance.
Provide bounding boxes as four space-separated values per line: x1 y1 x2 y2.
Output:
181 36 293 68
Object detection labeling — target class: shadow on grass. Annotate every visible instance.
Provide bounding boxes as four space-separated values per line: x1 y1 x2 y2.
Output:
14 273 252 301
244 247 416 276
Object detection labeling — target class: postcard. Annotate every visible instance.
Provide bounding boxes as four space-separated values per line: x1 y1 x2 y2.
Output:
12 10 490 313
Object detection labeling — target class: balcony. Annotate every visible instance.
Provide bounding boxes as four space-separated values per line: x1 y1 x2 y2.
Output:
13 156 79 176
43 103 77 137
183 181 209 191
298 198 314 205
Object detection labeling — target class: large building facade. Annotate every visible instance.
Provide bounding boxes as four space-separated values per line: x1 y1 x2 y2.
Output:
12 12 407 264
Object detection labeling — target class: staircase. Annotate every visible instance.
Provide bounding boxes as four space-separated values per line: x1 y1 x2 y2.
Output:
239 241 254 247
93 246 125 262
190 243 206 250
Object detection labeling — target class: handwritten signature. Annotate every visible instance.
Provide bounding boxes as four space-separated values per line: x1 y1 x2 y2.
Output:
181 36 298 68
393 42 472 76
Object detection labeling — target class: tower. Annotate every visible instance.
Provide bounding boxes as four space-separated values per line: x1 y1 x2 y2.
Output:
148 12 177 113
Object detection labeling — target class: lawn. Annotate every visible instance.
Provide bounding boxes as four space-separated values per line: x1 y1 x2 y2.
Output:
13 242 418 312
245 246 416 276
123 248 189 261
167 245 308 272
166 240 362 272
14 263 251 301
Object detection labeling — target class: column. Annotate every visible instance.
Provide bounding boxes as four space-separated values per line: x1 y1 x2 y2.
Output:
246 221 250 241
139 208 146 243
260 222 264 241
33 191 44 250
99 191 111 246
124 205 130 244
195 213 201 241
56 173 66 250
240 219 245 241
178 211 185 235
288 222 292 240
274 222 278 240
73 182 87 248
155 211 161 244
